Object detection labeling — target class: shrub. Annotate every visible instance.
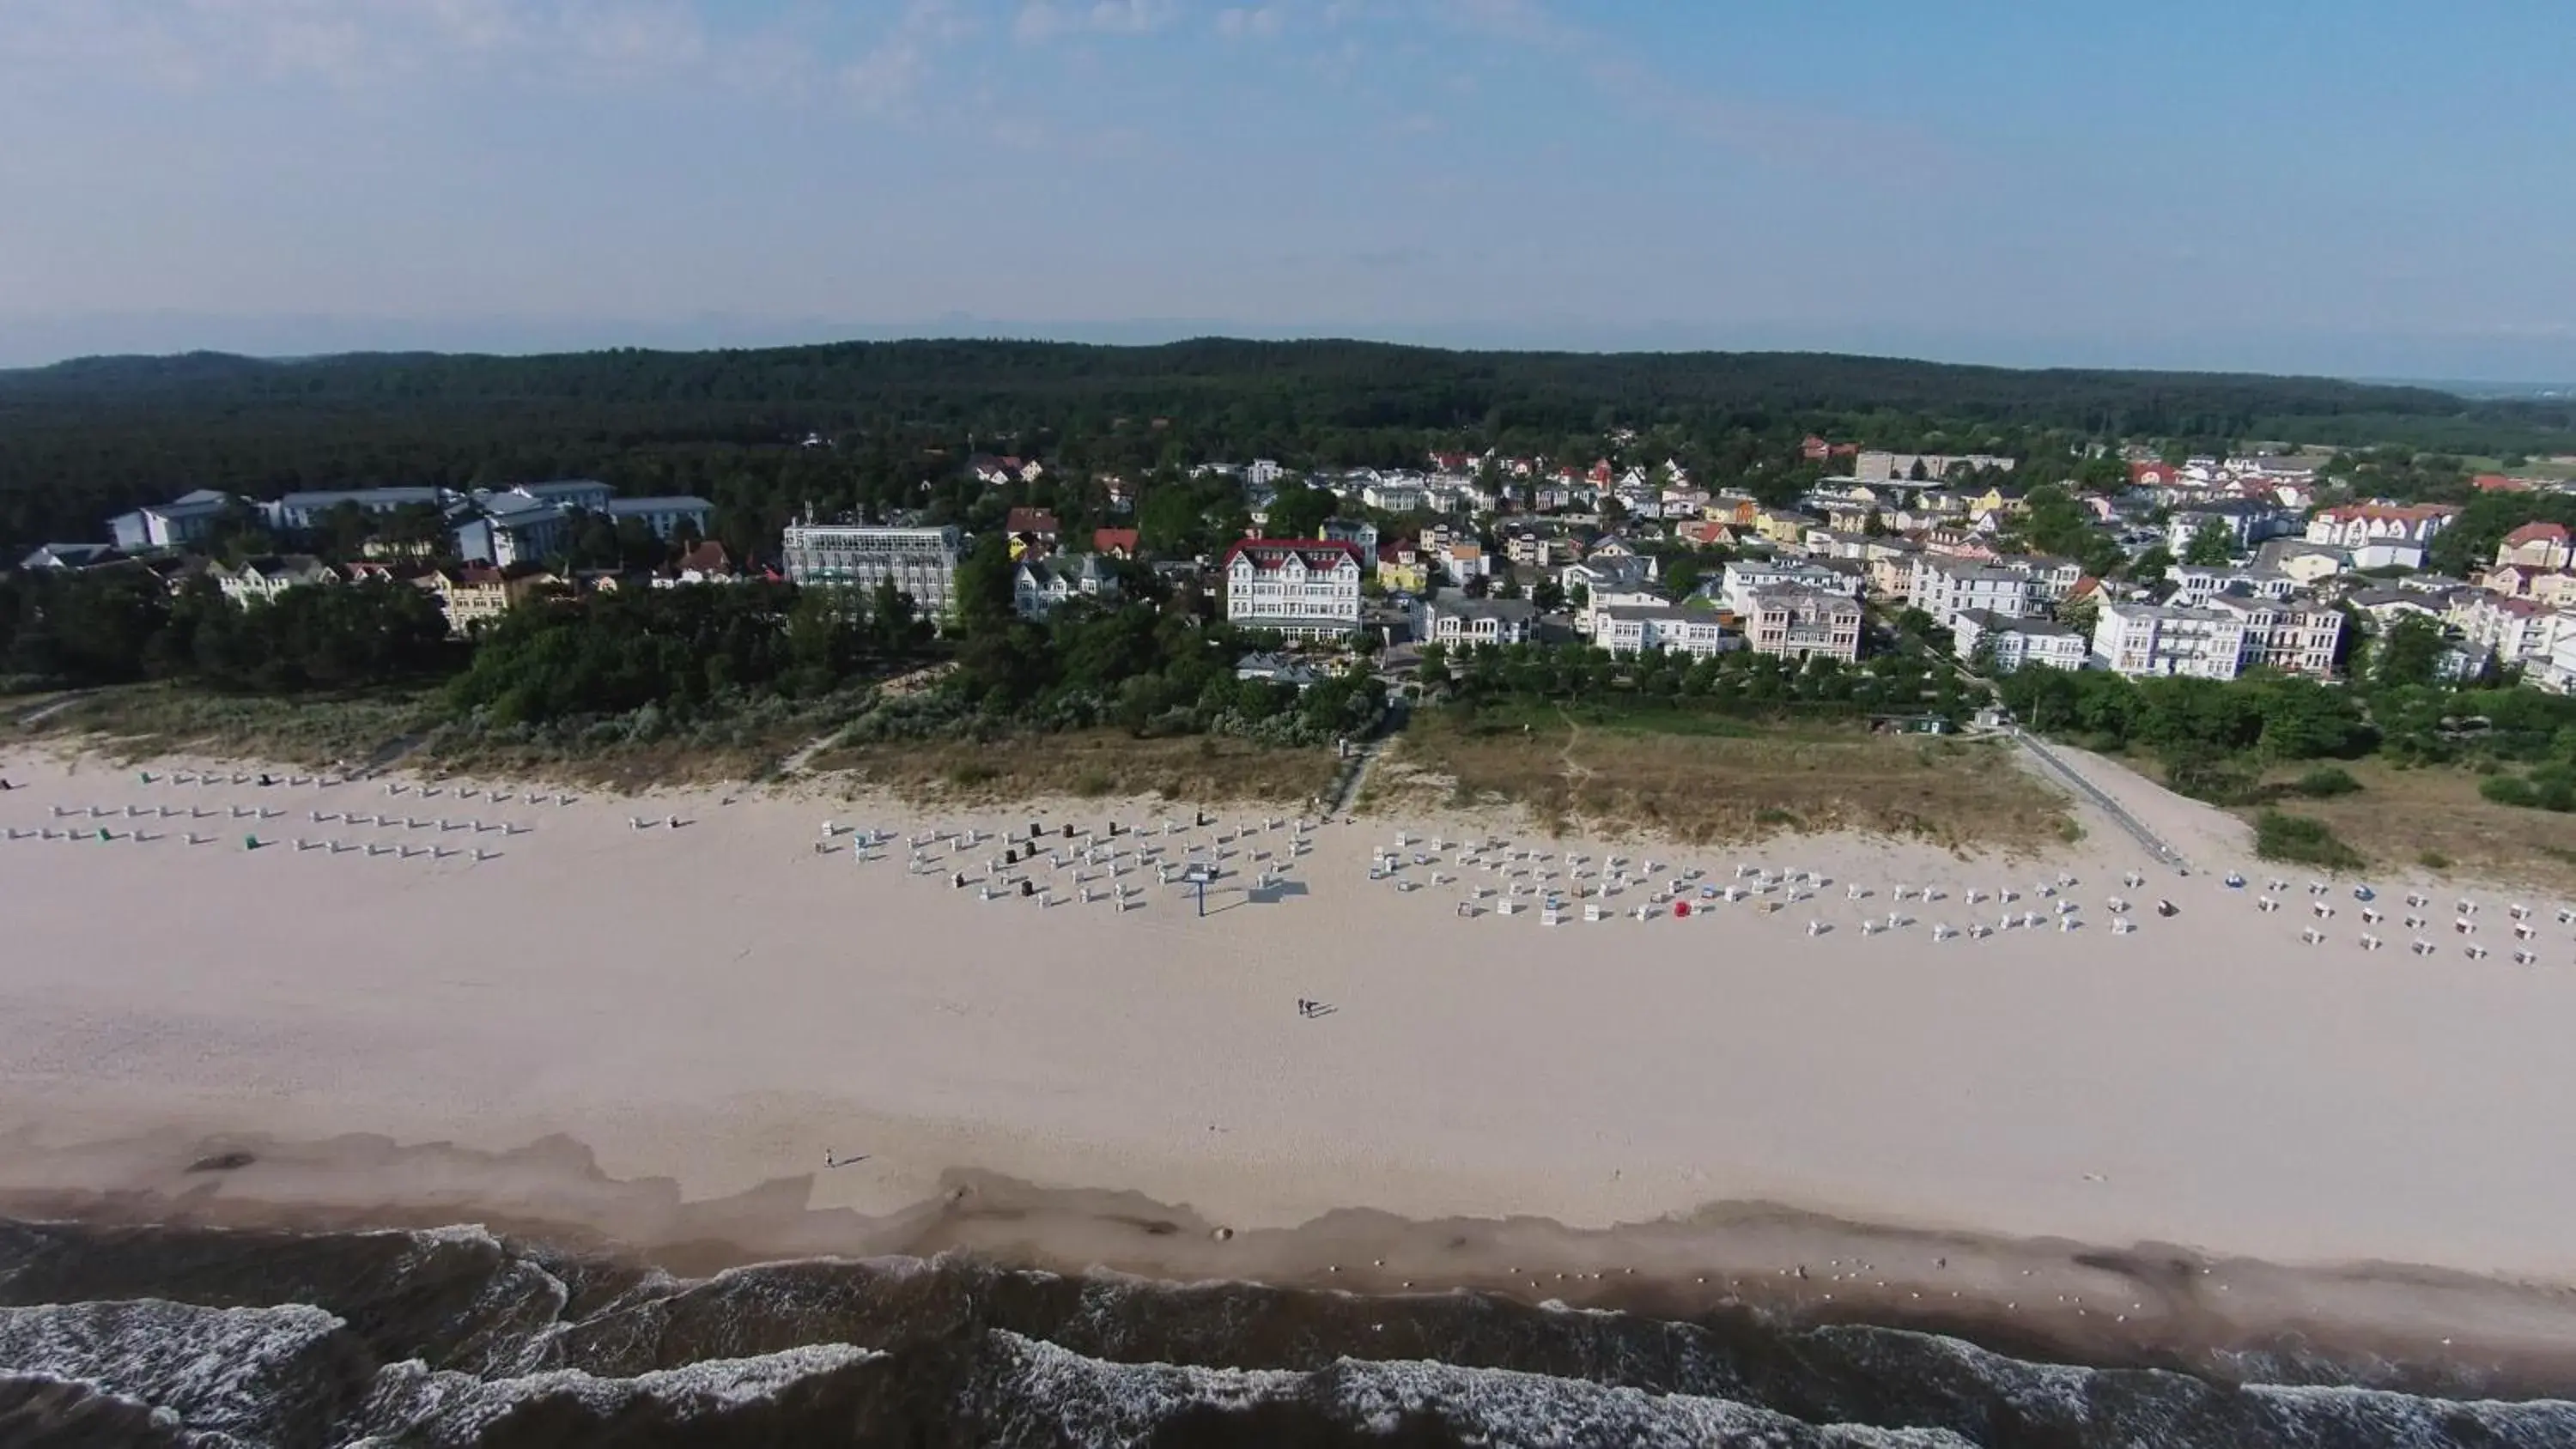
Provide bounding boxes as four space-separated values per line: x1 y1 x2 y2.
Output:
2480 773 2538 808
2291 766 2360 798
2418 849 2452 870
2253 811 2366 870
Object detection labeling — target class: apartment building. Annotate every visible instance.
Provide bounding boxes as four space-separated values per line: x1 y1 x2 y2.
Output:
1717 558 1854 615
2306 501 2459 549
1593 604 1730 658
2090 603 2250 679
1908 556 2032 630
1741 588 1862 664
1952 609 2088 672
2203 593 2342 676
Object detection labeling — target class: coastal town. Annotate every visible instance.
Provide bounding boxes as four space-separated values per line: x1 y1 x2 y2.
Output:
25 439 2576 697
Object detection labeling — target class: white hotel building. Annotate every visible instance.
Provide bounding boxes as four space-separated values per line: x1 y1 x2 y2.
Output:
1222 539 1364 640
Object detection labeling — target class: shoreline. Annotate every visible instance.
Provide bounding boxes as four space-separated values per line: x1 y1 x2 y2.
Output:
10 1131 2576 1401
12 740 2576 1400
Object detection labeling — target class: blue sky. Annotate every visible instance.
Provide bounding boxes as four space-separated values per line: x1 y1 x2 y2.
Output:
1 0 2571 379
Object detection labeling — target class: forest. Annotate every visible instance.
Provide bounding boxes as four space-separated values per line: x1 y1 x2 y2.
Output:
5 338 2569 561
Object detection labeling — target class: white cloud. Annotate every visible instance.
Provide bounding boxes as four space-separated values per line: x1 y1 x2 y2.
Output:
0 0 787 93
1013 0 1176 45
842 0 972 115
1215 6 1284 40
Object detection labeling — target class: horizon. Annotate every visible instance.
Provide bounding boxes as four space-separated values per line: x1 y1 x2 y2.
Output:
6 323 2573 397
3 1 2572 381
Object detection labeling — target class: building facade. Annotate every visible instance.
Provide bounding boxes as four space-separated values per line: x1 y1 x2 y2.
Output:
1742 588 1862 664
1221 539 1364 639
1909 557 2032 630
1414 591 1539 648
2090 603 2250 679
1593 605 1729 658
1953 609 2089 672
782 524 964 621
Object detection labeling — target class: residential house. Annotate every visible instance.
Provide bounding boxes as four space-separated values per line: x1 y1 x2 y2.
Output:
1376 541 1431 594
416 565 549 635
1561 554 1660 609
1013 554 1120 617
1435 536 1490 587
1918 525 2000 561
2205 593 2344 676
1672 519 1739 549
658 541 740 586
1235 652 1322 689
1908 557 2032 629
1361 476 1429 512
2253 538 2350 585
2306 502 2460 549
1092 528 1141 559
2166 563 2300 607
2476 564 2576 609
1502 524 1577 567
106 489 240 552
2455 591 2567 670
1702 493 1763 528
1102 476 1139 513
2166 498 2299 554
1742 588 1862 664
1221 539 1364 640
1994 554 2082 607
2349 540 2429 571
1953 609 2088 672
2091 603 2251 679
781 523 963 621
1004 507 1062 549
1415 591 1540 648
1753 508 1820 544
1593 605 1730 658
1321 517 1381 563
2344 587 2450 627
969 454 1042 486
210 555 337 606
2496 521 2574 572
1863 539 1922 597
1856 452 2017 483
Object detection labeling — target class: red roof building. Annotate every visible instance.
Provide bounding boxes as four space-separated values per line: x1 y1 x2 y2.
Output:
1092 527 1140 558
1005 507 1060 539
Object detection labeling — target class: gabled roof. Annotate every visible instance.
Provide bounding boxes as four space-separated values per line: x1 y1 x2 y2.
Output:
2502 521 2569 547
1220 539 1362 573
1092 527 1140 554
1005 506 1061 537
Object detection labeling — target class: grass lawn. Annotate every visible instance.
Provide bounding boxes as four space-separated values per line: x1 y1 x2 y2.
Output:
808 730 1341 807
2252 758 2576 895
1368 703 2071 851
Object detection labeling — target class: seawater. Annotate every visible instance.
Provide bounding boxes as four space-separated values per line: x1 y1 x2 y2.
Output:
1 1218 2572 1446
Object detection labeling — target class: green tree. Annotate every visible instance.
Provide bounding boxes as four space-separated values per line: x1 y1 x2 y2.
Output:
2369 613 2446 689
2182 518 2237 566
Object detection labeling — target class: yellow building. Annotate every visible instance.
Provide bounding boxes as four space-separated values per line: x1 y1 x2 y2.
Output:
1376 543 1430 593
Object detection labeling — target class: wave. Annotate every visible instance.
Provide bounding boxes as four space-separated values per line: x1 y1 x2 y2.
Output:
3 1219 2574 1446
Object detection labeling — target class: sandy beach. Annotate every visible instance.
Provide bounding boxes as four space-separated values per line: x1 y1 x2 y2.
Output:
9 740 2576 1373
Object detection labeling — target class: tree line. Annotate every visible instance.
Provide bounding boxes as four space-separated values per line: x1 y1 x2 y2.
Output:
7 339 2567 560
